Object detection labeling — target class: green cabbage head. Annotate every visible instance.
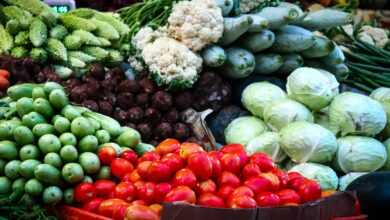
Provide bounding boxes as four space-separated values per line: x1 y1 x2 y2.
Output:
338 172 367 191
289 163 339 190
246 132 286 162
224 116 268 146
370 87 390 139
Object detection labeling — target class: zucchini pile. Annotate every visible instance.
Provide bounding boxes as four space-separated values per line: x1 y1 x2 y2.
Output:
201 3 352 80
0 0 130 79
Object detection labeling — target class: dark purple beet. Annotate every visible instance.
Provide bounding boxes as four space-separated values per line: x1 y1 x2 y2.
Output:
144 108 161 125
174 91 193 110
82 100 99 112
127 107 144 123
136 93 149 108
154 122 172 139
113 109 129 122
116 92 134 110
151 91 172 111
137 123 152 141
163 109 179 123
118 80 140 93
98 101 113 116
89 63 106 80
139 77 156 94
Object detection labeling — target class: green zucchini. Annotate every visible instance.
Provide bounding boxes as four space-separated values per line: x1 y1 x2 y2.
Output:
202 45 226 67
256 6 300 29
254 53 283 75
297 9 352 30
238 30 275 53
219 16 253 46
319 44 345 65
216 0 234 16
279 54 304 75
243 14 268 32
271 25 315 53
301 36 335 58
219 47 255 78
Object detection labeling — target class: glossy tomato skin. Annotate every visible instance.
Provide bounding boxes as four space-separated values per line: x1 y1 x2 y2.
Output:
138 152 160 163
136 182 156 204
123 170 141 183
242 163 261 180
74 183 96 203
187 152 213 181
121 150 138 166
111 158 134 179
196 179 217 195
156 138 181 156
244 176 271 194
250 153 275 172
95 180 116 198
277 189 301 205
208 151 223 161
125 204 159 220
137 161 152 179
289 176 306 191
208 154 222 180
232 186 255 198
131 200 147 206
218 171 240 188
260 173 281 191
83 198 104 212
164 186 196 204
220 144 249 167
220 153 241 174
98 146 117 165
271 168 289 188
115 182 135 202
198 193 225 208
298 180 321 203
98 198 129 219
179 142 204 159
161 153 185 173
154 183 172 203
228 195 257 208
146 161 172 182
256 192 280 207
217 185 235 200
172 168 197 188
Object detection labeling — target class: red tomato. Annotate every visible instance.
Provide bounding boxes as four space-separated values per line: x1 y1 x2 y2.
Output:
208 155 222 180
83 198 104 213
74 183 96 203
136 182 156 204
256 192 280 207
121 150 138 166
289 176 306 191
271 168 289 188
146 161 172 182
161 153 185 173
164 186 196 204
196 179 217 195
220 153 241 174
277 189 301 204
220 144 249 167
0 77 9 90
208 151 223 161
172 168 197 188
297 180 321 203
149 204 163 216
156 138 181 156
98 198 129 218
123 170 141 183
179 142 204 159
218 171 240 188
250 153 275 172
125 204 159 220
242 163 261 180
137 161 152 179
98 146 117 165
232 186 254 198
111 158 134 179
138 152 160 163
217 185 235 200
260 172 281 191
244 176 271 194
288 172 303 181
95 180 116 198
228 195 257 208
154 182 172 203
131 200 147 206
198 193 225 208
187 152 213 181
0 70 10 79
115 182 136 202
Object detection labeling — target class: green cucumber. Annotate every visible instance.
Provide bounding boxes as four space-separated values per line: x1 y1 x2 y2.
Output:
301 36 335 58
254 53 283 75
271 25 315 53
239 30 275 53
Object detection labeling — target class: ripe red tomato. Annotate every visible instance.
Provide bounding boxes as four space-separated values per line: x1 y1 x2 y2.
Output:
164 186 196 204
218 171 240 188
187 152 213 181
111 158 134 179
220 153 241 174
277 189 301 205
137 161 153 179
220 144 249 167
208 154 222 180
179 142 204 159
161 153 185 173
250 153 275 172
138 152 160 163
131 200 147 206
125 204 159 220
98 146 117 165
172 168 197 188
95 180 116 198
136 182 156 204
147 161 172 182
154 183 172 203
196 179 217 195
256 192 280 207
297 180 321 203
242 163 261 180
123 170 141 183
289 176 306 191
232 186 255 198
208 151 223 160
198 193 225 208
115 182 135 202
271 168 289 188
0 70 10 79
156 138 181 156
228 195 257 208
244 176 271 194
217 185 235 200
121 150 138 166
260 172 281 191
74 183 96 203
83 198 104 212
98 198 129 218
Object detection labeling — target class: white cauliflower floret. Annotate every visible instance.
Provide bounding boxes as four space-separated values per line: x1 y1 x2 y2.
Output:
358 26 389 48
142 37 202 89
132 26 168 50
168 0 224 52
128 56 144 72
239 0 265 13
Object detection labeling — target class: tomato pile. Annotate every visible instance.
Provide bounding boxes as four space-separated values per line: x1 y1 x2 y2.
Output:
0 69 10 92
73 139 324 220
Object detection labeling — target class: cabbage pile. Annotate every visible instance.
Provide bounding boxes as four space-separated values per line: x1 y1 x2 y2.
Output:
225 67 390 191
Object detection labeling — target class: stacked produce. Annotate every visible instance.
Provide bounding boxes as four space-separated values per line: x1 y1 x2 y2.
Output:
0 69 10 94
224 66 390 191
0 82 148 208
73 139 327 220
0 0 130 78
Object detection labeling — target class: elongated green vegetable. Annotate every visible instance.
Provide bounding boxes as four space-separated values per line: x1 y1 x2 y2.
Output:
297 9 352 30
66 8 96 18
239 30 275 53
68 51 97 63
320 44 345 65
73 30 101 46
219 16 253 46
11 46 28 58
2 6 32 29
14 31 30 46
4 0 55 16
29 19 48 47
68 57 86 68
216 0 234 16
47 38 68 62
91 18 120 40
30 48 48 63
271 25 315 53
279 53 303 75
83 46 109 61
64 35 82 50
95 12 130 36
7 84 41 100
53 65 73 79
5 19 20 35
59 15 97 31
243 14 269 32
50 25 68 40
219 47 256 78
201 45 226 67
0 24 13 53
254 53 283 74
301 35 335 58
256 6 299 29
83 111 123 137
278 2 304 20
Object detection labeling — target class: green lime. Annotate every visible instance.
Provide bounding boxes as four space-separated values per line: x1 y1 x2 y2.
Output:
44 153 62 168
25 179 43 196
61 163 84 184
59 132 77 146
54 116 70 133
42 186 63 205
19 159 41 178
13 126 35 145
0 141 18 160
38 134 61 154
0 176 12 194
12 178 26 191
19 144 40 160
60 145 78 162
79 152 100 174
70 117 93 138
78 135 98 152
96 130 110 144
4 160 21 179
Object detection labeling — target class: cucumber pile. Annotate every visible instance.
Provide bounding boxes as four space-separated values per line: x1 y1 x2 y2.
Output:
0 82 149 206
0 0 130 79
201 3 352 79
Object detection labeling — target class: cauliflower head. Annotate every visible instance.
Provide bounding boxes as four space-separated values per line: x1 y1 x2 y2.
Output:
358 26 389 48
168 0 224 52
239 0 266 13
132 26 168 51
142 37 202 90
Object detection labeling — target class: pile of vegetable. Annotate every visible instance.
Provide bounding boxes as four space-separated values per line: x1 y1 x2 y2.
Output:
0 82 150 207
224 66 390 191
72 139 328 220
0 0 130 78
0 69 10 93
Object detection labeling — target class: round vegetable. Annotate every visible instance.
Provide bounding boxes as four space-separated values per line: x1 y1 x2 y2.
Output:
289 163 339 190
5 160 21 179
44 153 63 168
0 176 11 194
263 99 314 131
116 128 141 148
60 145 78 162
71 117 94 138
224 116 268 146
43 186 63 205
62 163 85 184
19 144 40 160
370 87 390 139
338 172 367 191
0 141 18 160
19 159 41 178
96 166 111 180
287 67 339 111
59 132 77 146
280 121 338 163
13 126 34 145
25 179 43 196
54 116 70 133
246 132 286 162
79 152 101 174
79 135 99 152
241 82 287 119
38 134 61 154
96 130 111 144
329 92 387 137
335 136 387 173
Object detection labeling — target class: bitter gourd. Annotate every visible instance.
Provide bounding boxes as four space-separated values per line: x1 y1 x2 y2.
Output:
5 19 20 35
50 25 68 40
94 12 129 36
66 8 96 18
64 35 82 50
30 48 48 63
29 18 48 47
73 30 101 46
59 15 97 32
68 57 86 68
14 31 30 46
68 51 97 63
47 38 68 62
0 24 13 53
4 0 55 16
91 18 120 40
2 6 33 29
11 46 28 58
83 46 109 61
